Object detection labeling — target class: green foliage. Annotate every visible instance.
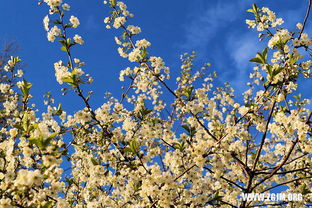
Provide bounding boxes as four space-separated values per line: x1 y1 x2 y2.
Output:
20 79 32 98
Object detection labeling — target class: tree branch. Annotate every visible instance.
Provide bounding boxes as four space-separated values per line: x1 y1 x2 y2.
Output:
261 176 312 192
203 166 246 190
251 136 299 190
252 101 276 171
298 0 312 39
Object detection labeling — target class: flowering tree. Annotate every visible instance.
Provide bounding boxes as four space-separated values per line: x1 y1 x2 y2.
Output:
0 0 311 207
0 41 23 128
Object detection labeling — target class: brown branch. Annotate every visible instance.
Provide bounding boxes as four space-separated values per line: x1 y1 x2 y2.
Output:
306 110 312 124
252 101 276 171
57 7 112 138
137 153 151 174
251 136 299 191
231 152 252 177
203 167 246 190
256 153 309 171
174 164 196 181
149 199 158 208
256 167 310 175
120 77 135 103
298 0 312 39
261 176 312 193
191 112 218 141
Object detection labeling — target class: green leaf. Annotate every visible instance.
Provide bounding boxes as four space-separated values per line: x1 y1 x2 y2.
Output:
41 137 52 148
59 39 66 45
21 79 32 98
301 184 311 195
54 20 61 25
173 141 186 152
111 0 116 7
266 65 273 77
262 47 268 60
60 46 67 52
124 147 133 153
256 53 265 64
251 4 260 22
132 180 142 192
129 140 139 153
184 86 195 101
65 177 74 185
22 112 30 132
29 137 41 147
12 57 21 65
138 106 153 120
141 47 148 59
62 76 75 85
246 8 254 13
29 133 54 149
294 93 302 101
55 104 63 116
272 67 284 77
91 157 100 165
121 32 127 40
182 124 196 137
0 151 6 158
250 49 268 64
289 54 298 65
14 124 24 131
40 201 54 208
210 191 223 203
249 57 262 64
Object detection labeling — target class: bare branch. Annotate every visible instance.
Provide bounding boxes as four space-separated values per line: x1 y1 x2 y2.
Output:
298 0 312 39
261 176 312 192
252 101 276 171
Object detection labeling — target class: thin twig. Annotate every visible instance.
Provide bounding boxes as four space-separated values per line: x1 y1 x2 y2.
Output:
256 153 308 171
261 176 312 192
298 0 312 39
251 136 299 190
203 167 246 190
252 101 276 171
174 164 196 181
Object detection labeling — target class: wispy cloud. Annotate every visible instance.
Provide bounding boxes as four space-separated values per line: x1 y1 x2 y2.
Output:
179 0 259 95
227 32 260 70
223 32 261 95
177 0 311 100
180 0 250 51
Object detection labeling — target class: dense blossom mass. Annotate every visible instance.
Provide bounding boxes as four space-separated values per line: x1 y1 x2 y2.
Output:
0 0 311 207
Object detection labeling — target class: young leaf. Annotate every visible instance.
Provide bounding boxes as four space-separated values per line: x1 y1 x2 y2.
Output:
60 46 67 52
91 157 100 165
111 0 116 7
249 57 263 64
21 79 32 98
182 124 196 137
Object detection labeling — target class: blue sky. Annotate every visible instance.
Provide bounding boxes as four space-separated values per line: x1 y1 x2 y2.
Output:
0 0 311 113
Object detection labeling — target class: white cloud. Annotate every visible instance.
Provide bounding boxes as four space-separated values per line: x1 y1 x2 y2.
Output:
228 33 260 69
181 0 250 50
218 32 261 95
